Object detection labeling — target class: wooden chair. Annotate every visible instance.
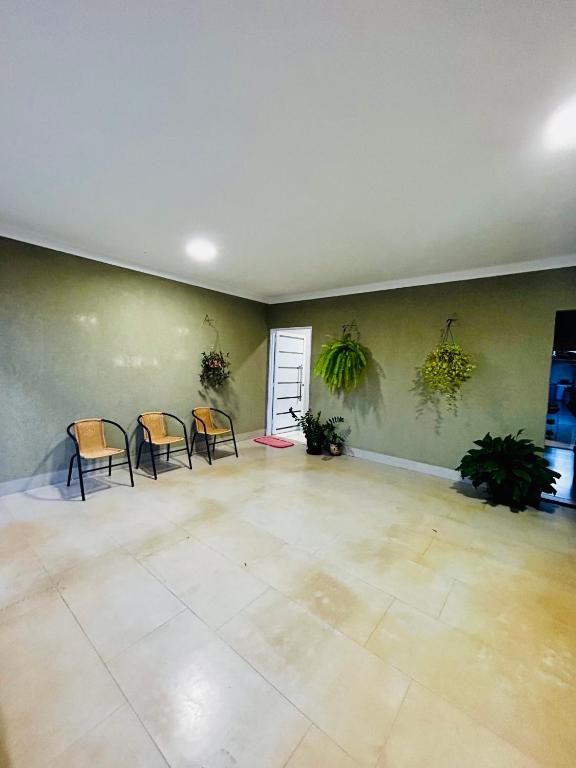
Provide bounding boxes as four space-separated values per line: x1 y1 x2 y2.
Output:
191 407 238 465
136 411 192 479
66 418 134 501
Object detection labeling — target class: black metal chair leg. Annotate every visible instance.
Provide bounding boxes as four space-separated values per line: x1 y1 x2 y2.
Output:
231 425 239 458
108 456 112 476
77 453 86 501
190 431 196 457
166 444 170 461
204 431 212 465
126 448 135 487
182 427 192 469
148 441 158 479
136 441 144 469
212 435 217 458
67 454 75 486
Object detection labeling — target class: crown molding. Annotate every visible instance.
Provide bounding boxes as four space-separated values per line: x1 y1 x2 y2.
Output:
2 227 575 305
266 254 576 304
0 227 267 304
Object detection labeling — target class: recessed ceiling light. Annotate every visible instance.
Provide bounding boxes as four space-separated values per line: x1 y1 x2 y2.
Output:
185 237 218 262
544 97 576 151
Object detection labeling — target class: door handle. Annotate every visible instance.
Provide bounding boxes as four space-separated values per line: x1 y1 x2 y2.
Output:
297 365 303 401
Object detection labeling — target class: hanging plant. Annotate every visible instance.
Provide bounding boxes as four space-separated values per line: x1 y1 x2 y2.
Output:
199 350 231 388
416 319 475 414
313 321 369 394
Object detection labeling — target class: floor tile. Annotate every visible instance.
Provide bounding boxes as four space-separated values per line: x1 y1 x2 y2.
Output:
366 599 576 767
379 682 539 767
31 515 119 577
109 611 309 768
0 546 52 610
220 589 410 766
57 550 184 660
0 598 123 768
140 536 267 628
48 704 168 767
286 726 359 768
251 545 393 644
320 535 453 617
421 539 576 628
440 579 576 689
183 514 285 566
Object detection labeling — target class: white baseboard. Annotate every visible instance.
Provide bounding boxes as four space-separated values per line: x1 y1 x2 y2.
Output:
344 445 460 481
0 430 266 498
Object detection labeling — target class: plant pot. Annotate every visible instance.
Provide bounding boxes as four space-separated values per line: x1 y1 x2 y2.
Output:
329 443 343 456
306 441 323 455
488 484 542 512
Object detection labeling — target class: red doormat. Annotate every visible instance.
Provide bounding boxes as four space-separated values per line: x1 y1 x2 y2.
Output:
254 436 295 448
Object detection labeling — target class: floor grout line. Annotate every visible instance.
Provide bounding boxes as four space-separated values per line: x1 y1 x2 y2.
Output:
56 586 173 767
280 722 312 768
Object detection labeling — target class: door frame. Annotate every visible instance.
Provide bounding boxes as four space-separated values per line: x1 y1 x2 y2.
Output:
266 327 312 435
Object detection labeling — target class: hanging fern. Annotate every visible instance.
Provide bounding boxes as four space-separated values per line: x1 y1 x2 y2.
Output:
314 323 369 394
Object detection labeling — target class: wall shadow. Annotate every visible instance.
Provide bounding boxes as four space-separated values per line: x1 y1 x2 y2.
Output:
345 350 386 423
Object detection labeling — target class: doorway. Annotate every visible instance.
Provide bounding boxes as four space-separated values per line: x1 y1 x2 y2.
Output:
267 327 312 436
544 310 576 506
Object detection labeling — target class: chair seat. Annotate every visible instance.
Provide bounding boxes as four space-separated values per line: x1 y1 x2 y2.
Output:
203 427 231 436
80 446 124 460
149 435 184 446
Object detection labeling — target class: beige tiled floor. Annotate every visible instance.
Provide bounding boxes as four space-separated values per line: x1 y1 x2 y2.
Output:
0 440 575 767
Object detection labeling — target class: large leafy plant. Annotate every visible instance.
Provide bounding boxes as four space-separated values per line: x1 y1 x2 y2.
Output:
457 430 560 511
314 322 369 394
289 408 325 454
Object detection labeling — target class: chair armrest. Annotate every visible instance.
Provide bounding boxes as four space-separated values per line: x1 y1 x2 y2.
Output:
209 407 234 430
101 419 131 453
66 423 79 449
162 412 190 440
137 415 153 443
191 410 208 434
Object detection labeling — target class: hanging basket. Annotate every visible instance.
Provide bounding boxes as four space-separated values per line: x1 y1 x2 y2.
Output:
199 350 231 388
418 319 475 412
313 321 369 394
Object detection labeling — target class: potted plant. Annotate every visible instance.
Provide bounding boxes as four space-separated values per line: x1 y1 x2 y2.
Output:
314 321 369 394
288 408 325 454
416 319 475 414
200 350 231 388
457 430 560 511
323 415 347 456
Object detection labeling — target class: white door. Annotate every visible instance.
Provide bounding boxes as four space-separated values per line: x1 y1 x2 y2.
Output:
268 329 311 435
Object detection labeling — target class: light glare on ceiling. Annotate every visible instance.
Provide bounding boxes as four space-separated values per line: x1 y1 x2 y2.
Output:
544 97 576 151
185 237 218 262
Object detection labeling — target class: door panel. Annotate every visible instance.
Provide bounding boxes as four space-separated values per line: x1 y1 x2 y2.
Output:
270 330 309 435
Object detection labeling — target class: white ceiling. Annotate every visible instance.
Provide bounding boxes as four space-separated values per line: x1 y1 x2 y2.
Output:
1 1 576 303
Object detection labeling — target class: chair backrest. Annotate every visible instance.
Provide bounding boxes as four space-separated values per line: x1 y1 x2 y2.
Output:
74 419 106 454
193 407 214 433
140 412 167 442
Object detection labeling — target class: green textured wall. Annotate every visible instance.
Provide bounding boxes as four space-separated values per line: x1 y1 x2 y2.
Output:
0 237 268 484
268 268 576 469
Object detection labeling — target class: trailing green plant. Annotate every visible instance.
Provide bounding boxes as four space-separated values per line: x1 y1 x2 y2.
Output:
415 319 474 415
457 430 560 511
289 408 325 454
314 321 369 394
199 350 231 388
322 416 347 449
